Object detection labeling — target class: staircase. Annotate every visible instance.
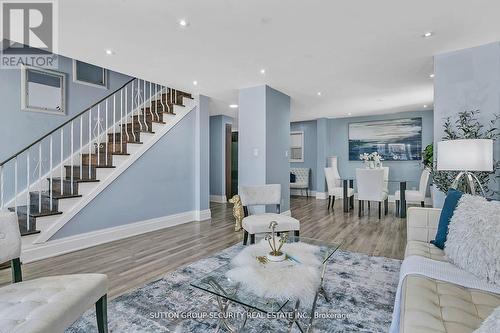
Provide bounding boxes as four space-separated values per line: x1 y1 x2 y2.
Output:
0 78 196 246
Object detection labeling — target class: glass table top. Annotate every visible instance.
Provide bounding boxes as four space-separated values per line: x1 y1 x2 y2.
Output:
190 237 343 314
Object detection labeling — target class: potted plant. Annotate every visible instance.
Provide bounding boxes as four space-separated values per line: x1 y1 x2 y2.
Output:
431 110 499 207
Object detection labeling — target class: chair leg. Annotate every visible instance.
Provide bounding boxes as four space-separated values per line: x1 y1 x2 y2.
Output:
368 201 371 211
421 201 425 207
250 234 255 244
96 294 108 333
294 230 300 238
331 195 335 209
378 202 382 219
395 200 400 217
306 189 309 198
243 230 248 245
385 198 388 215
11 258 22 283
328 195 331 210
358 200 362 217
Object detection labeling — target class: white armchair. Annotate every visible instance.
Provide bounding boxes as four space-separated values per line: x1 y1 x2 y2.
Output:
356 168 388 219
0 211 109 333
239 184 300 245
324 167 354 209
290 167 310 197
395 168 430 213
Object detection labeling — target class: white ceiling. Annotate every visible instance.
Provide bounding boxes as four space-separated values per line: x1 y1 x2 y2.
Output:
57 0 500 122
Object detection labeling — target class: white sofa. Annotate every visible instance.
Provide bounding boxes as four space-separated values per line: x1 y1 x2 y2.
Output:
400 207 500 333
290 167 310 197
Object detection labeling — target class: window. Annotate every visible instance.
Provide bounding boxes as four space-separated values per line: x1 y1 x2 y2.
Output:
290 131 304 162
21 66 66 115
73 60 107 88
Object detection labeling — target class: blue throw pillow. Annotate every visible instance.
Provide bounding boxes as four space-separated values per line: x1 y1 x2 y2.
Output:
431 189 463 249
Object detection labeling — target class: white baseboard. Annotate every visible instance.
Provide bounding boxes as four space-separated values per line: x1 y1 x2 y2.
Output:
281 210 291 216
210 195 227 203
290 189 316 197
21 210 209 263
315 192 327 200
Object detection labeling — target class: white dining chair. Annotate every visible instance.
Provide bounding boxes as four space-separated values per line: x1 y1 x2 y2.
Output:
395 168 431 213
356 168 388 219
324 167 354 210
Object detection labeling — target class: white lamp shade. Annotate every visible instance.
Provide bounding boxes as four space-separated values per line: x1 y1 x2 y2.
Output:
437 139 493 171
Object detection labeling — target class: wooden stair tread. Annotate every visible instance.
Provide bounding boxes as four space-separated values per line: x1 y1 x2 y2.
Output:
49 177 100 183
9 206 62 218
30 191 82 200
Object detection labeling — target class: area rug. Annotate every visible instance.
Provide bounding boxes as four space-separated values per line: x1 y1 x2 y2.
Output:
67 244 401 332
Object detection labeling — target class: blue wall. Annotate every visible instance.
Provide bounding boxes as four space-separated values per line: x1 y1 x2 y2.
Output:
238 85 291 212
292 110 434 195
52 111 198 239
209 114 233 197
0 56 131 162
291 120 317 191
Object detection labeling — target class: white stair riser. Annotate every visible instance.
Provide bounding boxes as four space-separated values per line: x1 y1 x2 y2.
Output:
57 197 82 212
96 167 115 179
36 214 60 232
77 182 100 196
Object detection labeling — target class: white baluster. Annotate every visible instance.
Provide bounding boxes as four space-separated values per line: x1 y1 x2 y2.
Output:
60 129 64 198
49 135 53 211
88 109 92 179
105 99 108 163
38 143 42 213
143 79 148 131
26 152 30 230
0 164 3 210
80 115 83 180
71 121 74 195
97 104 101 166
14 157 17 213
113 94 116 153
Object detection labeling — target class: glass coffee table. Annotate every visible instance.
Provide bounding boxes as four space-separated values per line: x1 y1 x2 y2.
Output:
190 237 343 333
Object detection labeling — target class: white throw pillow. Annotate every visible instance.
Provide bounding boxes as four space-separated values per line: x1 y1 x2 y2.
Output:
444 194 500 285
473 306 500 333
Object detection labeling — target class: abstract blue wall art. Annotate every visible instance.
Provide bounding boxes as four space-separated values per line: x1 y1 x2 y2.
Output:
348 118 422 161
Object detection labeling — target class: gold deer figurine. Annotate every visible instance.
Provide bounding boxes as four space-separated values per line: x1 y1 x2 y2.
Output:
229 195 244 231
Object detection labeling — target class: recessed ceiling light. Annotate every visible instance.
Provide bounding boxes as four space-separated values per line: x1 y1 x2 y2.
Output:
423 105 428 108
422 31 434 38
105 49 114 55
229 104 238 109
193 80 198 86
317 92 322 96
347 112 352 116
179 19 188 27
429 73 435 78
260 68 266 74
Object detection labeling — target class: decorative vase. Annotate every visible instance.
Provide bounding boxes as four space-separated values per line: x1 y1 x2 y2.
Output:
266 252 287 262
369 161 375 169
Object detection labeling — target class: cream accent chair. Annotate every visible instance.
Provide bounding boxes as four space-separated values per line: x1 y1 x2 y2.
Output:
356 168 388 219
395 168 430 214
290 167 310 197
399 207 500 333
0 211 109 333
324 167 354 210
239 184 300 245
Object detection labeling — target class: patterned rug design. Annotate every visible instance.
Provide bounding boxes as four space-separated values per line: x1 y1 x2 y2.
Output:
68 244 401 332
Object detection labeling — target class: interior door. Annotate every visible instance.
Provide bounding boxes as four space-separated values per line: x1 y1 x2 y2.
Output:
225 124 232 201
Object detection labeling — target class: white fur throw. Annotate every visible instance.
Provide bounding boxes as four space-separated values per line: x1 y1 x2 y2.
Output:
445 194 500 285
226 240 322 307
473 306 500 333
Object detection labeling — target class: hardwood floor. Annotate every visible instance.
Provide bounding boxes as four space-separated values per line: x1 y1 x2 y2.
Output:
0 196 406 299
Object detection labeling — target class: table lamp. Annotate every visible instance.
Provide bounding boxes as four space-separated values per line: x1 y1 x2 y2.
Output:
437 139 494 196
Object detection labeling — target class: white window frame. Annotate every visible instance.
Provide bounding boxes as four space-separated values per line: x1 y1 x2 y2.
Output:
290 131 304 162
21 65 66 116
72 59 107 89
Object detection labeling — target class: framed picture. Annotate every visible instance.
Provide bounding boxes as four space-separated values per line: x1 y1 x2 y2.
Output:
21 66 66 115
348 118 422 161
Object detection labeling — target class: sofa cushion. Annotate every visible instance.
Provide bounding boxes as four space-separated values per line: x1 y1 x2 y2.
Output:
405 241 449 262
445 194 500 285
432 189 463 249
401 275 500 333
0 274 107 333
242 213 300 234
